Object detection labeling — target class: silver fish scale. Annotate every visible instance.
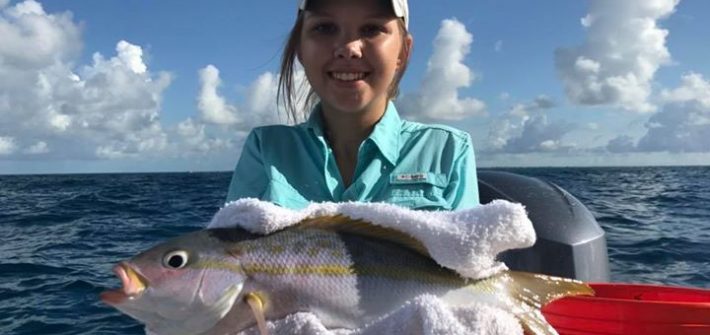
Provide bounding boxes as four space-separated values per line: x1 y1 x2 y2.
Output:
236 229 363 328
234 228 466 328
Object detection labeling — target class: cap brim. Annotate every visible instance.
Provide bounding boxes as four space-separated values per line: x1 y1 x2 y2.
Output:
298 0 408 29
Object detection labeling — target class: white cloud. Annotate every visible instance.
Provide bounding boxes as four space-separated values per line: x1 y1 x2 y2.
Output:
0 0 81 69
486 96 573 153
636 101 710 152
177 118 209 151
604 73 710 153
398 19 486 121
555 0 679 113
492 114 574 153
175 117 232 154
116 40 147 74
661 72 710 107
0 0 10 9
0 136 17 155
531 95 555 109
606 135 636 153
25 141 49 154
184 64 311 153
194 64 308 127
501 95 554 121
242 67 310 125
0 1 172 160
50 112 71 131
197 65 240 125
636 73 710 152
243 72 286 125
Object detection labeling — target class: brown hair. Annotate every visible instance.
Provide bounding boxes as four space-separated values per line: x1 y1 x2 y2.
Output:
276 12 411 123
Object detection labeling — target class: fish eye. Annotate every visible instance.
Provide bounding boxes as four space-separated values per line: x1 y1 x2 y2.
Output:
163 250 189 269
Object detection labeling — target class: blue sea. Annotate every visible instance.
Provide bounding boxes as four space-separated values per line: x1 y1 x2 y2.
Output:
1 167 709 334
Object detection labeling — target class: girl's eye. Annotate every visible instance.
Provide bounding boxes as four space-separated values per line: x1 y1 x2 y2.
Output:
312 23 337 35
361 25 386 38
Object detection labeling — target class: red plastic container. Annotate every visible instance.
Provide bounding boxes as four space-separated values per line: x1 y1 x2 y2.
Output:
542 283 710 335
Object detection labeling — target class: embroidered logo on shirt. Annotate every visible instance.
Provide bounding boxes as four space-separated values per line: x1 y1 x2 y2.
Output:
394 173 428 182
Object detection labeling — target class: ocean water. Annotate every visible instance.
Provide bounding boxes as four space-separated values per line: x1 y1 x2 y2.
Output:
1 166 709 334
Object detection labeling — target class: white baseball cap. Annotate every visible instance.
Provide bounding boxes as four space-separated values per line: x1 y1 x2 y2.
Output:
298 0 409 29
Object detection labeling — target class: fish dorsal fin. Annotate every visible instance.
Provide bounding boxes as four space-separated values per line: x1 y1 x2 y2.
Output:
295 214 431 258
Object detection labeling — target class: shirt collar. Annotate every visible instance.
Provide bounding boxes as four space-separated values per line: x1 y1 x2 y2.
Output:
305 103 326 137
304 101 402 165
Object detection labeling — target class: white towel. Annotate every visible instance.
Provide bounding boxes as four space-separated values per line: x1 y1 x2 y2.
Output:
237 297 523 335
206 199 537 335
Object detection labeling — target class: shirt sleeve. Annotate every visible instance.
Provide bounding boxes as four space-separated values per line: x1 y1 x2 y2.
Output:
445 134 480 210
226 129 269 203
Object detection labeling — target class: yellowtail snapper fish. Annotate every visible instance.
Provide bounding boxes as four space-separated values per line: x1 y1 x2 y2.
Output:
101 215 593 335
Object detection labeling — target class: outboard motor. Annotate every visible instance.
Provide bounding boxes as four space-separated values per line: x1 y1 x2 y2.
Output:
477 170 610 282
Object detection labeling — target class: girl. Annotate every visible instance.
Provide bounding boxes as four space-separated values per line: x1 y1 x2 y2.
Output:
226 0 479 210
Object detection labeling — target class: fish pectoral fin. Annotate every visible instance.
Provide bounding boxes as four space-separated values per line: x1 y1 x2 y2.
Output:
245 292 269 335
473 271 594 335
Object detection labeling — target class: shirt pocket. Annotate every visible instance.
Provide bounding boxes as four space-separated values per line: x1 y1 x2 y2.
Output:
383 172 451 210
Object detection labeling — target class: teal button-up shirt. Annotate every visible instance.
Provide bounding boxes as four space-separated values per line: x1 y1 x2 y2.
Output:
226 102 479 210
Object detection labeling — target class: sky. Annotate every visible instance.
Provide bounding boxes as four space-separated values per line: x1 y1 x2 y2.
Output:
1 0 709 174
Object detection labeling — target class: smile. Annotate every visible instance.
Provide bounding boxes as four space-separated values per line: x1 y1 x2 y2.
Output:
329 72 369 82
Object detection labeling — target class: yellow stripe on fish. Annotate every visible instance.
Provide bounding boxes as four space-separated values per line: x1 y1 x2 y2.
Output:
241 263 355 276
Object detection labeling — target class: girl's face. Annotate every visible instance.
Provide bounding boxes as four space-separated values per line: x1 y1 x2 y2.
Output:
298 0 411 116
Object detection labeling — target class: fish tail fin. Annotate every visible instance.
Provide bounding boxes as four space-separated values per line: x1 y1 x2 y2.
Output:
472 271 594 335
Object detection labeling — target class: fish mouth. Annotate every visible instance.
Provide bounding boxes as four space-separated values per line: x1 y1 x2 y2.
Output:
100 262 149 305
